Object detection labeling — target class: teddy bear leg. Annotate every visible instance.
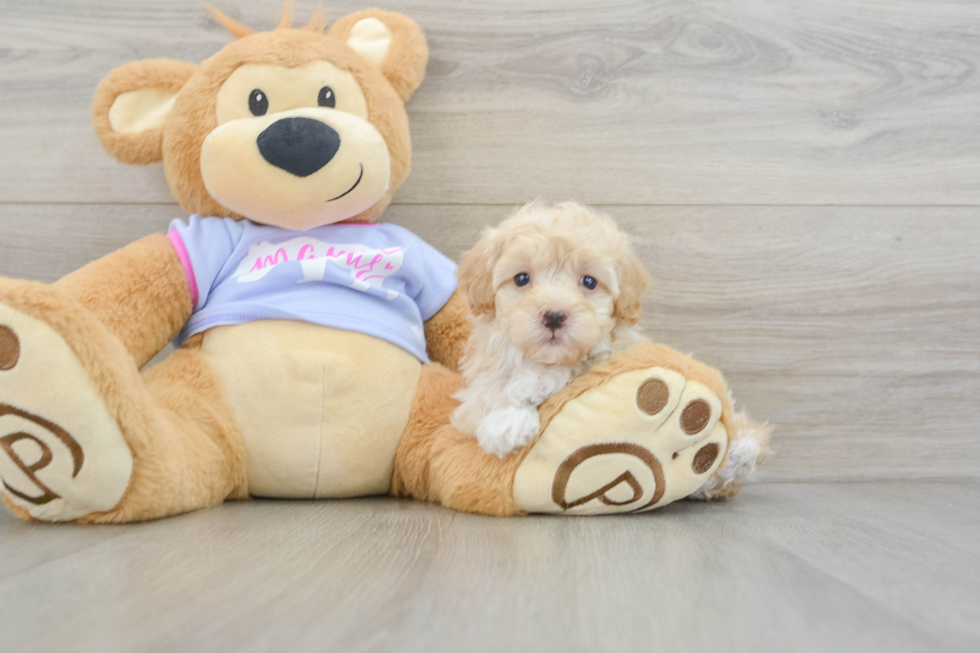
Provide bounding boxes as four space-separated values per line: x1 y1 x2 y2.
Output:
393 344 752 517
0 281 246 523
512 343 739 515
391 364 525 516
97 343 249 523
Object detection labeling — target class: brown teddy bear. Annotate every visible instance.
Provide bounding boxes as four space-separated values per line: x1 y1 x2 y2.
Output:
0 6 766 523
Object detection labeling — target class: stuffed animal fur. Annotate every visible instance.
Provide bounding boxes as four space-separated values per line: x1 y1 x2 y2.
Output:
0 5 769 523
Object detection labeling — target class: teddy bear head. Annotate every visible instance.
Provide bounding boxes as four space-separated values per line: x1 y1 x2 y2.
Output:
92 5 427 230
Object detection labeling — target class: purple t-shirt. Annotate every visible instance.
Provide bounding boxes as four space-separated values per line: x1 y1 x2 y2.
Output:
167 216 458 362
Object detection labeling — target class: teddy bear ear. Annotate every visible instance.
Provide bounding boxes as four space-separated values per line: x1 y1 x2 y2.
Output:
91 59 197 165
328 10 429 101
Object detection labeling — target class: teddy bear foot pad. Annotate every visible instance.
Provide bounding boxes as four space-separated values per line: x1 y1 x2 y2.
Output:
514 365 727 515
0 305 133 522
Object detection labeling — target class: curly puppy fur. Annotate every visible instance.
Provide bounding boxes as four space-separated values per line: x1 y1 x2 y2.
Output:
451 201 651 456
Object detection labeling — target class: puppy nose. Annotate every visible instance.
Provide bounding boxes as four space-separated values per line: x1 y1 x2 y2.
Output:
543 311 567 331
257 117 341 177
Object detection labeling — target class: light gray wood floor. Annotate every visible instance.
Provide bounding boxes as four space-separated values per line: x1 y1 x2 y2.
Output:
1 1 979 651
0 483 977 653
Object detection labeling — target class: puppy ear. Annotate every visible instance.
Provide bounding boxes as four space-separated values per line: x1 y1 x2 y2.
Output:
457 235 498 317
613 250 651 326
92 59 196 165
329 10 428 101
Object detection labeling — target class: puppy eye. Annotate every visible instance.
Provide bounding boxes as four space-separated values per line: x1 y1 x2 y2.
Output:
318 86 336 108
514 272 531 287
581 275 598 290
249 89 269 116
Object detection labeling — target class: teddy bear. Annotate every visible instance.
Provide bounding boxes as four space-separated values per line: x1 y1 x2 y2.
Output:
0 5 768 523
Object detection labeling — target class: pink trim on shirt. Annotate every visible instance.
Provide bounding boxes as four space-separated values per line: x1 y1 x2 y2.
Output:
168 230 199 308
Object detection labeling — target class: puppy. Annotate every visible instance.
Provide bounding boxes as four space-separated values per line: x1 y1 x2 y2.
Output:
451 201 651 457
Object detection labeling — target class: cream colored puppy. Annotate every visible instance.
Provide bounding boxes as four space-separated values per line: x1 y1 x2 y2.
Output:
452 201 651 457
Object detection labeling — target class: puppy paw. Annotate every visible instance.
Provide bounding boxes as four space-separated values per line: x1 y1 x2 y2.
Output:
476 407 540 458
688 414 773 501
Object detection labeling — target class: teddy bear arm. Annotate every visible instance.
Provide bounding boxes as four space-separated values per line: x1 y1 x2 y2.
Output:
54 233 193 368
422 288 471 373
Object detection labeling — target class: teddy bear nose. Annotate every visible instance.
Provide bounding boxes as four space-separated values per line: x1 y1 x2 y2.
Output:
257 117 341 178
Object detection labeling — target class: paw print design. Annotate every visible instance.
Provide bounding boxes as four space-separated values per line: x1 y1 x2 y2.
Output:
0 306 132 522
514 366 728 515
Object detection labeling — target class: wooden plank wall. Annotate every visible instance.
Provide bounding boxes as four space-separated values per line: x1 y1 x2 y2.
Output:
1 0 977 481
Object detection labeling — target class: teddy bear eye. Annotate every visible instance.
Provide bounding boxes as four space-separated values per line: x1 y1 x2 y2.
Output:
514 273 531 287
581 275 598 290
249 89 268 116
317 86 336 108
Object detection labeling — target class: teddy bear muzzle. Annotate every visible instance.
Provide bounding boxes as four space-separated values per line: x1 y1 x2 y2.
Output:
200 107 392 231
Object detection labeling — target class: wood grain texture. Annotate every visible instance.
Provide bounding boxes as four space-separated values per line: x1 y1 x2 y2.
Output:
1 3 977 650
2 203 977 482
3 0 980 205
0 483 977 653
1 1 979 481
